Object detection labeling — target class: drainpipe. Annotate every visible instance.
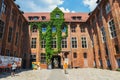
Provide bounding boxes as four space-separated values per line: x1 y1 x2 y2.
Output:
69 20 72 68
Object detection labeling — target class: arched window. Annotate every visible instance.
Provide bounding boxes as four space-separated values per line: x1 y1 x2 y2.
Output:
32 25 37 32
84 53 87 58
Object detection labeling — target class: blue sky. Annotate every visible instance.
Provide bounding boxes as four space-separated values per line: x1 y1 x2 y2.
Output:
15 0 97 13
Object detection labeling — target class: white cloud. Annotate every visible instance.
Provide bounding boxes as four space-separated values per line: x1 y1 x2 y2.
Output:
83 0 97 11
15 0 73 12
59 7 70 12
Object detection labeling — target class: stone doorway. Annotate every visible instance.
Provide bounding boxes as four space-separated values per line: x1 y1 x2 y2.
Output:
51 55 61 69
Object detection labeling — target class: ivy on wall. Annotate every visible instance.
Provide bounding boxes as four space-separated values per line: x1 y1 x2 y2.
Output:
30 7 68 64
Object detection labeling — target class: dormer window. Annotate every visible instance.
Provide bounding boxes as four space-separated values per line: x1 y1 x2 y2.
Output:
56 14 60 18
41 16 46 20
77 16 82 20
28 16 33 20
33 16 39 20
72 16 76 20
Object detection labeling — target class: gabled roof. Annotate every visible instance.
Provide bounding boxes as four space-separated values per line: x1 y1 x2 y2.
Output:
24 12 89 22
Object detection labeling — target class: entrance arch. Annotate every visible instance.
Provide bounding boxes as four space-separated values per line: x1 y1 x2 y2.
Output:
51 55 61 69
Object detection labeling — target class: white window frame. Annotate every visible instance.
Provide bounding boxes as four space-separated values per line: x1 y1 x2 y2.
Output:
108 19 117 39
81 36 88 48
71 37 77 48
52 38 56 48
31 38 37 48
61 38 67 48
41 39 46 48
41 53 46 64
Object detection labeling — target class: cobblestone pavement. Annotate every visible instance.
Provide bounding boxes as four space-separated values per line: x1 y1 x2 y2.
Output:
47 69 67 80
66 68 120 80
0 68 120 80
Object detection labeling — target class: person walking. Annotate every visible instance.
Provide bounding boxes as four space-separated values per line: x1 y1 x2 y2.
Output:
11 61 17 77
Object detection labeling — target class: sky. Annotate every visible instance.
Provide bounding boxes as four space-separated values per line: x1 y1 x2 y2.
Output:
15 0 98 13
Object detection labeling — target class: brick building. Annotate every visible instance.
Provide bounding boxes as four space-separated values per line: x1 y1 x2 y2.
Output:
0 0 31 68
23 0 120 70
0 0 120 70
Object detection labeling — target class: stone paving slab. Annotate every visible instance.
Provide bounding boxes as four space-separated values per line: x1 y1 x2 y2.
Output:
0 68 120 80
47 69 67 80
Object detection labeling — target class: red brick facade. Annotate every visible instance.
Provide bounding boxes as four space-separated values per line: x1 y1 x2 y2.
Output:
23 0 120 70
0 0 31 68
0 0 120 70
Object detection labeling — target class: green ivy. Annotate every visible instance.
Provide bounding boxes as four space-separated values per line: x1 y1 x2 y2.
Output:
29 7 68 64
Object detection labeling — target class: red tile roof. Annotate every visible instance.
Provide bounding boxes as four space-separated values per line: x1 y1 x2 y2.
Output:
24 12 89 22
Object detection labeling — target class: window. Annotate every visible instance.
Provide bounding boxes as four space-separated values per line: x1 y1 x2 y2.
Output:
115 45 119 53
6 49 10 56
84 53 87 58
62 26 66 32
72 37 77 48
52 38 56 48
72 16 76 20
81 36 87 48
73 52 77 58
41 53 46 64
61 38 67 48
31 38 36 48
15 32 18 46
77 16 82 20
52 26 56 32
33 16 39 20
42 26 46 32
8 27 13 43
41 16 46 20
108 19 116 38
28 16 33 20
32 26 37 32
100 27 106 42
41 39 46 48
31 54 36 59
71 25 76 32
105 47 108 55
105 3 111 14
56 14 60 18
81 27 85 32
0 20 5 39
1 2 6 13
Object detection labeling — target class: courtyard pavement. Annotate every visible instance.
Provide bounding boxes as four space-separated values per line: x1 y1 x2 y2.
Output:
0 68 120 80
